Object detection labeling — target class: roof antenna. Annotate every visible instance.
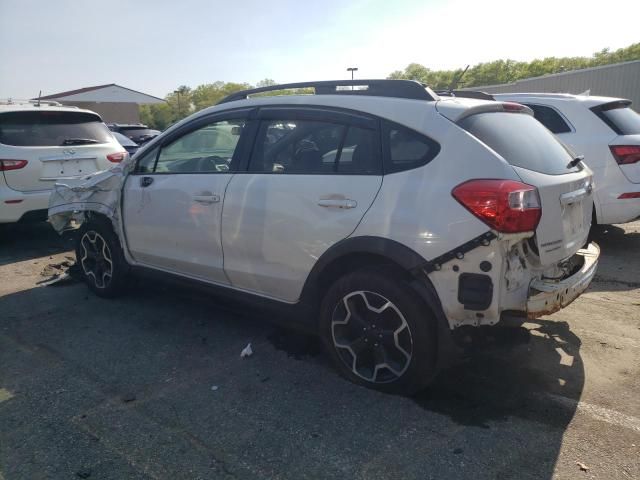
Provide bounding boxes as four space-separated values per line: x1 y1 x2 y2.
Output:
448 65 470 94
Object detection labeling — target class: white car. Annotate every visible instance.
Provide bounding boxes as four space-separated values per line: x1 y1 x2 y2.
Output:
49 80 599 394
0 101 127 224
493 93 640 226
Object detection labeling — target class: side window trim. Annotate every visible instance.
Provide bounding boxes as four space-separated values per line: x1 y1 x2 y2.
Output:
523 103 575 134
132 107 256 175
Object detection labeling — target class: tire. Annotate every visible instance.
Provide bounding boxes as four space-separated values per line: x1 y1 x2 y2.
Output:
75 216 129 298
319 267 438 395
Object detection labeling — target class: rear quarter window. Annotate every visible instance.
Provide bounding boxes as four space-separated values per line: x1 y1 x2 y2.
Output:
0 111 112 146
524 104 572 134
382 121 440 174
459 112 577 175
592 103 640 135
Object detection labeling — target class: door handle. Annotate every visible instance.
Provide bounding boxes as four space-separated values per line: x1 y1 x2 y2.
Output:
193 194 220 204
317 198 357 209
140 176 154 187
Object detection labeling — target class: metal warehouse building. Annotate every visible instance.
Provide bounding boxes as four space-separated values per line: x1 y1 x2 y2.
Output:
34 84 165 124
469 60 640 108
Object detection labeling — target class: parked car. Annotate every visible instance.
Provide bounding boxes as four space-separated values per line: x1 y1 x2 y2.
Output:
492 93 640 226
0 101 127 224
111 131 140 157
108 124 160 145
49 80 599 394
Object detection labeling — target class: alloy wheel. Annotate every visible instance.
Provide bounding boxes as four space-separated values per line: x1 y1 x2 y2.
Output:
79 231 113 289
331 290 413 383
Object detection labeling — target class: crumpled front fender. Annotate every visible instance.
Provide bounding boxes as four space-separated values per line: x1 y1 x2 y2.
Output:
47 160 132 235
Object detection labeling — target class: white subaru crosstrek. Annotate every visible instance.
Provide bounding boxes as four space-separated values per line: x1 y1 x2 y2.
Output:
0 101 127 224
493 93 640 226
49 80 600 394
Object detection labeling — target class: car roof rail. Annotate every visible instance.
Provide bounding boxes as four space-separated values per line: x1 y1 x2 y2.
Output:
217 79 438 104
435 90 495 101
0 98 65 107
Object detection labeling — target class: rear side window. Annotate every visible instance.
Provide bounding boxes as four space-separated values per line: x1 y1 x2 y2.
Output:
249 119 381 174
592 103 640 135
383 122 440 174
524 104 572 134
0 111 112 146
460 112 577 175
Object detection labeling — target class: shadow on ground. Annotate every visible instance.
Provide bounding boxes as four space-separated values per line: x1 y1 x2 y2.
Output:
0 222 74 267
1 271 584 479
588 223 640 291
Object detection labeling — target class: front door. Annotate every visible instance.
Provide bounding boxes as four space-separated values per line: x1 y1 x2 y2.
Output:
123 113 250 284
221 107 383 302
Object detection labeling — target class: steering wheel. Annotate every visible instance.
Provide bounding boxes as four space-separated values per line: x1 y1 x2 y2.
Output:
196 155 228 172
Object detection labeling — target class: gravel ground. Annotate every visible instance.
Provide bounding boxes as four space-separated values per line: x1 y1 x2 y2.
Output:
0 221 639 480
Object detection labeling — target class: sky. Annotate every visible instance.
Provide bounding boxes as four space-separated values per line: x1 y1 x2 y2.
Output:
1 0 638 99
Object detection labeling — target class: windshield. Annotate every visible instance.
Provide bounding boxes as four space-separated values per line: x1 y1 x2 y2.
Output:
460 112 578 175
0 111 112 146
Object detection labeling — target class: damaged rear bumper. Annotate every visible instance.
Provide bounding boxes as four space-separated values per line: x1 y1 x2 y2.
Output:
527 242 599 319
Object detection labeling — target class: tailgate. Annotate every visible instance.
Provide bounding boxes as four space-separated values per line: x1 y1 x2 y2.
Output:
512 167 592 265
0 109 119 192
458 108 593 266
2 144 118 192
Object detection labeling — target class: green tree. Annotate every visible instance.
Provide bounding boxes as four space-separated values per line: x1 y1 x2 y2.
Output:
389 42 640 89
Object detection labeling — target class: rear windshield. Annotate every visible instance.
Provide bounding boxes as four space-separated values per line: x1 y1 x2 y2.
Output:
112 131 138 146
598 106 640 135
459 112 577 175
0 111 112 147
119 127 157 138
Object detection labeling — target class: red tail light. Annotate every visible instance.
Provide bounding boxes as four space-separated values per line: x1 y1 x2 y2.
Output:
501 102 527 112
452 179 542 233
610 145 640 165
618 192 640 199
107 152 127 163
0 159 28 171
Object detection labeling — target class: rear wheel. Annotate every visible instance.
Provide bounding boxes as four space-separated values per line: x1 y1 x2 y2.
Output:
75 216 128 298
319 267 438 395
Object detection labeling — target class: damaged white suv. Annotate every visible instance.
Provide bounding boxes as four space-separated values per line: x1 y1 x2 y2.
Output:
49 80 600 394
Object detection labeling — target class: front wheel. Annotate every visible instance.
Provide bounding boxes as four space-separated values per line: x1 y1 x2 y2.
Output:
75 216 128 298
319 267 438 395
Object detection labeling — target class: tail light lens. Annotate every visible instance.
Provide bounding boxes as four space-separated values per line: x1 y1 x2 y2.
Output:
452 179 542 233
0 159 28 171
107 152 127 163
610 145 640 165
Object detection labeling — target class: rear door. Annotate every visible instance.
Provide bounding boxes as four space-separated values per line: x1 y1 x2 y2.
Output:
221 107 383 302
460 110 593 265
0 110 121 191
123 111 252 283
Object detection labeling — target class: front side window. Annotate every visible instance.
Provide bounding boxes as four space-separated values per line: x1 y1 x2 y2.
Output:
153 119 245 173
249 119 380 174
0 111 112 146
524 104 572 134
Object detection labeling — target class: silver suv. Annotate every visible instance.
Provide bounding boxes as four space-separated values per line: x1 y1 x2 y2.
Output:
49 80 599 393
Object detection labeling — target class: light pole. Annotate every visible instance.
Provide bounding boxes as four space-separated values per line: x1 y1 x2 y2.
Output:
347 67 358 90
173 89 181 118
